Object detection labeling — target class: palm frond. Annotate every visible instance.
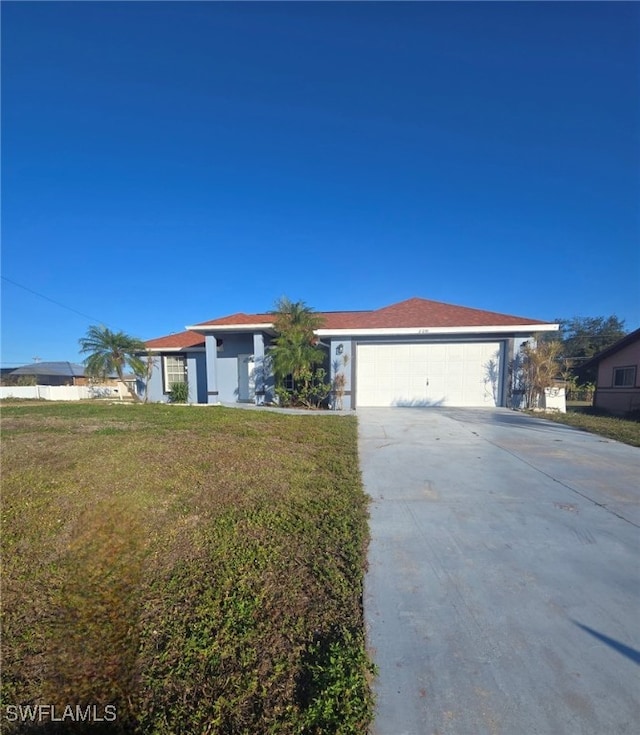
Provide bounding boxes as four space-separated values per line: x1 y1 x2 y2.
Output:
268 298 326 384
79 325 147 395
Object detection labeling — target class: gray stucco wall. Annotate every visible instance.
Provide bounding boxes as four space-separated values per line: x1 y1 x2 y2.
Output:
143 355 164 403
253 333 265 404
214 333 255 403
330 338 354 410
187 352 207 404
262 337 276 403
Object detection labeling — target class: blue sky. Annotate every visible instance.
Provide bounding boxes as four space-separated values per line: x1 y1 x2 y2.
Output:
2 1 639 366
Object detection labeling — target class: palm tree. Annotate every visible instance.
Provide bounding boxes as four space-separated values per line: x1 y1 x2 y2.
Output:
269 297 326 392
79 325 147 401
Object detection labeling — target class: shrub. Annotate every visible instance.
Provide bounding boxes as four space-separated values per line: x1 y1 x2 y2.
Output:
295 366 332 408
276 368 332 409
333 372 347 410
275 384 293 407
168 381 189 403
519 340 563 408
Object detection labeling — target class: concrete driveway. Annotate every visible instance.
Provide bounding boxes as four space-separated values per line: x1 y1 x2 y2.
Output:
359 408 640 735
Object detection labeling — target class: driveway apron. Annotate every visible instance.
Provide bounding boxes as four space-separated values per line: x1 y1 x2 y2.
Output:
359 408 640 735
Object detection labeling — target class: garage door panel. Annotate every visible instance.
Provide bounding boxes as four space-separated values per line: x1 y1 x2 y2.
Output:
356 342 502 407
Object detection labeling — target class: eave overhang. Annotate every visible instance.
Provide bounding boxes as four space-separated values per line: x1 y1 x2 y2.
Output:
186 323 277 335
315 324 558 337
144 346 206 354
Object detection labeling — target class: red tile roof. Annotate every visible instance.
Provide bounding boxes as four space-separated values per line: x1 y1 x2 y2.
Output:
147 298 552 347
348 297 547 329
191 310 375 329
145 330 205 349
195 312 274 327
316 310 373 329
191 297 549 330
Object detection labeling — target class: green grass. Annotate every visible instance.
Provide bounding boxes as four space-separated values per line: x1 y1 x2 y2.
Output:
1 402 375 734
529 407 640 447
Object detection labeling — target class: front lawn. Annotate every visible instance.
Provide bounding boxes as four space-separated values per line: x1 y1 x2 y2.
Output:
529 408 640 447
1 402 374 734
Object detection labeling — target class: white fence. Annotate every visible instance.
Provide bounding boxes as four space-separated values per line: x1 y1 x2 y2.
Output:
0 384 131 401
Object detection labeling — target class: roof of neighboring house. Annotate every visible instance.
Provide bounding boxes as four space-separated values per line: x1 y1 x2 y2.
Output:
10 361 87 377
580 327 640 370
8 361 137 380
145 330 206 350
188 297 551 331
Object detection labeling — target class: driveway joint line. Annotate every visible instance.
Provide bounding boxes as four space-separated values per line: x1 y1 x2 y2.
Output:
468 428 640 529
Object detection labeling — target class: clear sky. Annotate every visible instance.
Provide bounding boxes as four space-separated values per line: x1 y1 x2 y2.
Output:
2 1 639 367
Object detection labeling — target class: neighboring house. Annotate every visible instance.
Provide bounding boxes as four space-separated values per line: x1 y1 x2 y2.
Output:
8 362 89 386
0 367 17 382
144 297 557 409
5 362 138 397
580 328 640 416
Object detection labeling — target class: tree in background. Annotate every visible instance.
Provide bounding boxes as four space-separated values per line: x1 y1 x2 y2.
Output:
555 315 626 358
268 297 329 407
551 315 627 383
79 325 147 401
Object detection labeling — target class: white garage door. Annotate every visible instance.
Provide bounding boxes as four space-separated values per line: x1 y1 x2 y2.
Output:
356 342 502 407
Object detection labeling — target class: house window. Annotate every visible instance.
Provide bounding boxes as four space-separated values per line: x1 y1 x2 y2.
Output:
283 374 294 391
613 366 636 388
164 355 187 391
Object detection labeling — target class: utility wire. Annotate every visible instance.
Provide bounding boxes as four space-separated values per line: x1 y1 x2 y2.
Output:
1 275 113 327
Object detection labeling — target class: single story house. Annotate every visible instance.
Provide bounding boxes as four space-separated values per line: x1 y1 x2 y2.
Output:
5 362 138 396
7 362 89 386
580 328 640 416
144 297 557 409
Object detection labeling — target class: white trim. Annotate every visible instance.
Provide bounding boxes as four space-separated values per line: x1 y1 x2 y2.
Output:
186 323 275 333
163 354 187 392
145 347 205 353
186 323 557 337
316 324 558 337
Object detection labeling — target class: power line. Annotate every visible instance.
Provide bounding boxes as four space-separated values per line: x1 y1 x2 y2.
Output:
1 275 113 327
0 361 47 365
